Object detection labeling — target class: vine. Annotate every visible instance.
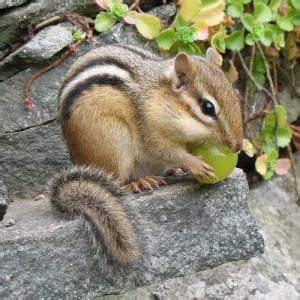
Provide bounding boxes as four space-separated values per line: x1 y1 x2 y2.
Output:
94 0 300 201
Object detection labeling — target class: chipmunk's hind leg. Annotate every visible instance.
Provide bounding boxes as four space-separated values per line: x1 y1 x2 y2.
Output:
123 175 167 193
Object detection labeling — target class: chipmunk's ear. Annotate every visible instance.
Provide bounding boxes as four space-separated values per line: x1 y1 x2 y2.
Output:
206 47 223 67
173 52 192 88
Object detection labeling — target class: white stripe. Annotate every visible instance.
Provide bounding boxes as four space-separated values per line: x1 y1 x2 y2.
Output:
60 65 131 102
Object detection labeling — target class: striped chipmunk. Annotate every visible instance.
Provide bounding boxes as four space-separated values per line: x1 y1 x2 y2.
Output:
50 44 243 265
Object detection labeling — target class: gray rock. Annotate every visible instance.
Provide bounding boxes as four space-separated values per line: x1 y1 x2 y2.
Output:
0 4 174 197
0 121 71 198
279 64 300 122
0 169 264 298
0 4 175 134
0 23 74 80
104 158 300 300
0 0 163 51
0 0 98 50
0 181 10 221
0 0 27 10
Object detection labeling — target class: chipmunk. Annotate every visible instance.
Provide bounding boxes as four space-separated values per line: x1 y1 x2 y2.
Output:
50 44 243 265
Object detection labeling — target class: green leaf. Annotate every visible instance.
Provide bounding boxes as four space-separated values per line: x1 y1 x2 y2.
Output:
245 33 257 45
211 28 227 52
202 0 220 5
265 24 283 38
276 105 288 127
269 0 282 12
253 3 273 23
175 15 189 31
227 2 244 18
178 26 197 43
291 0 300 11
262 105 292 149
135 13 162 39
72 31 84 41
110 3 128 20
277 127 292 147
225 29 245 51
264 150 279 180
276 16 294 31
241 14 254 32
242 0 251 3
293 14 300 26
262 140 276 153
156 28 177 50
259 29 273 46
180 0 202 22
253 23 265 38
191 42 205 55
253 70 265 85
94 12 116 32
253 55 266 73
177 42 197 54
274 32 285 49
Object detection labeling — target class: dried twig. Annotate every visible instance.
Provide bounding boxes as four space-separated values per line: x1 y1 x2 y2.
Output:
22 12 94 110
34 15 65 31
256 42 277 104
23 41 80 111
129 0 140 10
242 46 255 124
237 51 276 103
240 46 260 150
272 57 278 101
276 60 300 97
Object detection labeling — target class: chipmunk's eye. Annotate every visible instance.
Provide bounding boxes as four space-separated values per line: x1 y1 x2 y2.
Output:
201 100 216 117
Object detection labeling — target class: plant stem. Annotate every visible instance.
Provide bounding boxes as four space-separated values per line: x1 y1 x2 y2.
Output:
256 42 277 103
129 0 140 10
23 41 81 111
237 51 276 103
34 15 65 31
239 47 260 150
272 57 278 102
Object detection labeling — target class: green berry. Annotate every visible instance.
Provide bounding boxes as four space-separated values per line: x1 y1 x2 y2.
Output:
192 144 238 184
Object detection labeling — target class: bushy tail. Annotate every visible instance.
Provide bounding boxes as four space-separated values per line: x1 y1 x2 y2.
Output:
49 165 139 264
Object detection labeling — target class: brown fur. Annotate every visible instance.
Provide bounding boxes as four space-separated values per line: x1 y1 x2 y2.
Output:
52 44 243 264
50 166 139 264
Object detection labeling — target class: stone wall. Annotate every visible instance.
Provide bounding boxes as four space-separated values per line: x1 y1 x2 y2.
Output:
0 3 175 197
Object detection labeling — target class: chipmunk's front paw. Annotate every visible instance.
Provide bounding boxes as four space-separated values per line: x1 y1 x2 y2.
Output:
123 176 167 193
185 156 216 183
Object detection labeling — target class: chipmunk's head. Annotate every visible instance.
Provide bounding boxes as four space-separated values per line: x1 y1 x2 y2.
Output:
163 48 243 152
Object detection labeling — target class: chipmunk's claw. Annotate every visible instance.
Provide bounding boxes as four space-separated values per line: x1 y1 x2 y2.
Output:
123 175 167 193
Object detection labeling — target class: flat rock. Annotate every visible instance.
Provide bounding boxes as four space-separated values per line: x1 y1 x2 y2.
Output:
105 157 300 300
0 23 74 80
0 121 70 198
0 0 27 10
0 0 98 50
0 169 264 298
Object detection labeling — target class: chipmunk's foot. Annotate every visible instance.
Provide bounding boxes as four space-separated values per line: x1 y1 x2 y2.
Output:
123 176 167 193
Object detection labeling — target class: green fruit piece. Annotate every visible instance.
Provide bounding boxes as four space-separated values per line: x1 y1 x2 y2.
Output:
192 144 238 184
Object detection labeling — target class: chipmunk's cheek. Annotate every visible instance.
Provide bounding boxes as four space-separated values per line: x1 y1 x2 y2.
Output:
172 116 211 142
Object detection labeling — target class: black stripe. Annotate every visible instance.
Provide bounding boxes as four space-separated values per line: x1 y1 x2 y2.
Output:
61 75 127 120
62 57 134 92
